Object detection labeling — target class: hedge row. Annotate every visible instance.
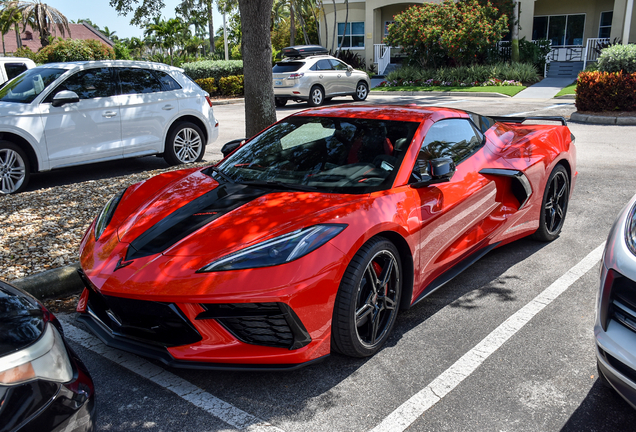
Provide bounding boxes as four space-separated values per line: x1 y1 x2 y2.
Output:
195 75 244 96
576 71 636 112
182 60 243 81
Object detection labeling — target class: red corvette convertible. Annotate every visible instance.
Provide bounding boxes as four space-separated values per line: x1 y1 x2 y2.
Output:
76 105 576 370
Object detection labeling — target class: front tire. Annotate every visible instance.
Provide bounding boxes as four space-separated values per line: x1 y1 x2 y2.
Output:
164 122 205 166
352 81 369 101
275 97 288 107
0 141 30 194
533 164 569 241
331 237 402 357
308 85 325 107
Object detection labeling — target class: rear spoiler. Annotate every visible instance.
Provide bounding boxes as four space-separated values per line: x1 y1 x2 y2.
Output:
490 116 567 126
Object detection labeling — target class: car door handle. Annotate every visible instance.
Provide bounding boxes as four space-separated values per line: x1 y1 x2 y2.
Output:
337 74 342 78
319 74 323 79
162 104 174 111
102 111 117 118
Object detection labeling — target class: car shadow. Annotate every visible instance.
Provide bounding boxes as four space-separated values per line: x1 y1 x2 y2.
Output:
560 379 636 431
161 237 551 425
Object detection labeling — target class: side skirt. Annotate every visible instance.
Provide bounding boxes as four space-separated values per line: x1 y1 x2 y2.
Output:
411 242 501 307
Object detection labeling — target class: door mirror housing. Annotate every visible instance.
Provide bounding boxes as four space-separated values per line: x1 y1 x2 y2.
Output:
221 138 246 158
51 90 80 107
347 65 353 72
411 157 456 188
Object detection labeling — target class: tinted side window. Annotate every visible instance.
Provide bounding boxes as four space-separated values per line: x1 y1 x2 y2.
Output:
4 63 28 80
272 62 305 73
48 68 115 100
316 59 333 71
417 119 483 175
330 59 348 71
118 68 162 95
154 70 182 91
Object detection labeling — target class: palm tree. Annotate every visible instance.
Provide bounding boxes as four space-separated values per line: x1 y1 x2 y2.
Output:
9 0 70 47
0 6 22 54
177 0 214 57
101 26 117 42
144 17 189 65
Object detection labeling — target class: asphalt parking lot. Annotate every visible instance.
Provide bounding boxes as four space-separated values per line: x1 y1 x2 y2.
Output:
30 94 636 431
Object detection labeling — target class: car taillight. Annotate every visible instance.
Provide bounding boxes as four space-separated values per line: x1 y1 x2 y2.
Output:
289 73 304 79
205 96 213 107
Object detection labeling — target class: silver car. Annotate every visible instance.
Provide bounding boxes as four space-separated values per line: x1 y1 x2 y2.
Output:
596 193 636 408
273 46 370 107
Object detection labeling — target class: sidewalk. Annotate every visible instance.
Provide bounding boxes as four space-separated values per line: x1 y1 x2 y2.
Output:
512 77 575 99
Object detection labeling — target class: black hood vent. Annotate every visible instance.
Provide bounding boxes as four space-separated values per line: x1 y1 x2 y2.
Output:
125 183 269 261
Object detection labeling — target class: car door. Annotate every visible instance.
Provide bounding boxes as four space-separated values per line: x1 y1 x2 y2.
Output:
312 59 339 96
329 59 354 94
114 67 177 157
413 118 507 299
39 67 122 168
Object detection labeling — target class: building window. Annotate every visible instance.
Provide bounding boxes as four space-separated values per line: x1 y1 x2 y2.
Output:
337 22 364 48
532 14 585 46
599 11 613 38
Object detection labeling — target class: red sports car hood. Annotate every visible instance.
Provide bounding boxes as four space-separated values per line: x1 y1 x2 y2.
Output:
114 168 364 262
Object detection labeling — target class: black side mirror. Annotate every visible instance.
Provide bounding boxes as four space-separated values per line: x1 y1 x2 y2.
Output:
429 157 456 181
51 90 80 107
221 138 245 158
411 157 456 188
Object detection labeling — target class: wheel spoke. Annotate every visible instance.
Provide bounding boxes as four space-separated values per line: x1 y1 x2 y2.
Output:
364 265 380 294
370 310 381 344
378 260 395 290
356 303 373 327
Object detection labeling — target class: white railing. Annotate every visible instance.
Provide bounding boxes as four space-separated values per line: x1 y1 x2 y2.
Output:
374 44 391 75
583 38 610 69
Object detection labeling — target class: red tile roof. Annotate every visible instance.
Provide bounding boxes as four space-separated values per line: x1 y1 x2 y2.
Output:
1 23 113 54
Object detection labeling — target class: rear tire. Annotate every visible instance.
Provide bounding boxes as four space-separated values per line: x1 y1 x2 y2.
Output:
164 121 205 166
275 97 288 107
533 164 569 242
331 237 402 357
0 141 30 194
308 85 325 107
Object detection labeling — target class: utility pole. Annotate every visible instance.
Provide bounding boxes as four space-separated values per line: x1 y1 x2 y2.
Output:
223 12 229 60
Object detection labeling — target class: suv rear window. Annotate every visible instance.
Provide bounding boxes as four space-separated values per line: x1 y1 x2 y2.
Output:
273 62 305 73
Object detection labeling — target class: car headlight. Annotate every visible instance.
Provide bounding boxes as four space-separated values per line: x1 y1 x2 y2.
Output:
0 323 73 386
95 188 127 240
626 201 636 256
199 224 346 272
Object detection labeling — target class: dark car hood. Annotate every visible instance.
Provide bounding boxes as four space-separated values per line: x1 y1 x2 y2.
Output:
0 281 44 357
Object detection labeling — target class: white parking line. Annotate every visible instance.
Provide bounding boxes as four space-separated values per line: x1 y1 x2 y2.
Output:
507 103 573 117
370 242 605 432
62 322 285 432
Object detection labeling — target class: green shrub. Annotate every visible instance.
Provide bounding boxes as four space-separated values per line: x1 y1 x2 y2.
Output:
218 75 244 96
576 71 636 111
597 44 636 73
36 39 116 63
386 62 539 84
181 60 243 81
195 77 217 95
13 46 38 61
114 42 132 60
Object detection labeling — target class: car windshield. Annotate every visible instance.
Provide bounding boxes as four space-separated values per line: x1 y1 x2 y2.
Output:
0 67 66 104
213 116 420 194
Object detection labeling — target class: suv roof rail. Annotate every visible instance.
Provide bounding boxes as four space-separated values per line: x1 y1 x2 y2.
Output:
282 45 329 58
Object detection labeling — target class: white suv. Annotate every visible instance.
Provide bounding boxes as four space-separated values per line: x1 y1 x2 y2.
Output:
273 46 370 107
0 60 219 194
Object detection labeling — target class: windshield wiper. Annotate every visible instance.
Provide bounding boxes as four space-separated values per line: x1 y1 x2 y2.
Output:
208 166 235 183
239 180 318 192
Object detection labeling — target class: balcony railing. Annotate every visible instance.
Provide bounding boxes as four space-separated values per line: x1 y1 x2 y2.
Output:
374 44 391 75
583 38 610 69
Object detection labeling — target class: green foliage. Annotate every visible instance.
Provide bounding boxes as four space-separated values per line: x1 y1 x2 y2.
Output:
13 46 37 61
576 71 636 111
36 39 116 63
597 44 636 74
182 59 243 81
218 75 244 96
385 0 508 67
195 77 217 94
114 42 132 60
385 62 539 85
336 50 365 70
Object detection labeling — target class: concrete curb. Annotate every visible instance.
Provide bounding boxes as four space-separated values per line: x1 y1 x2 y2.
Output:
11 262 84 300
570 112 636 125
212 98 244 106
370 90 511 98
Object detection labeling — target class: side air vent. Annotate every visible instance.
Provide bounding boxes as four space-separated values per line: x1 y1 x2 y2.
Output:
479 168 532 209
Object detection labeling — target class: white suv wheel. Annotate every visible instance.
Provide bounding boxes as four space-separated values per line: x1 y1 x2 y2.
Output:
164 122 205 165
0 142 29 194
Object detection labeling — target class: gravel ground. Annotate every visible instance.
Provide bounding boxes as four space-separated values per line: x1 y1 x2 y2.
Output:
1 162 210 282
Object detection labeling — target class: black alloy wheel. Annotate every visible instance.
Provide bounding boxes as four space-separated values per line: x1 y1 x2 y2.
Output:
534 165 569 241
331 237 402 357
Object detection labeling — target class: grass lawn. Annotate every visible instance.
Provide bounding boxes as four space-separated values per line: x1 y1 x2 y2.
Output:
555 82 577 97
371 85 526 97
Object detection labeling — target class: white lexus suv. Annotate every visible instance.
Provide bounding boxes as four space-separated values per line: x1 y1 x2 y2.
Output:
0 60 219 194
